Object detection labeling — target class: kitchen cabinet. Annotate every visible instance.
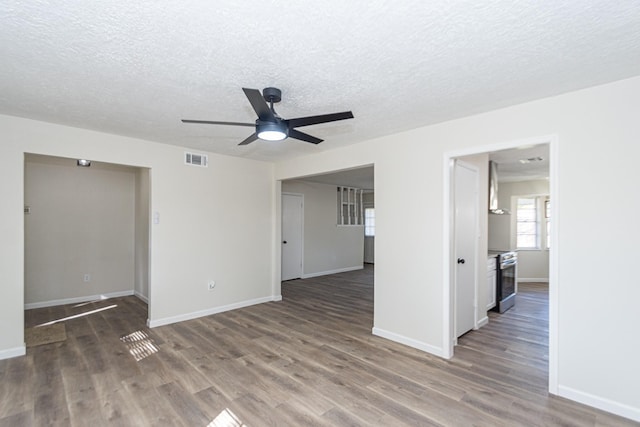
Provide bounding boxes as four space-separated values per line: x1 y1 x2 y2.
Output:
487 256 497 310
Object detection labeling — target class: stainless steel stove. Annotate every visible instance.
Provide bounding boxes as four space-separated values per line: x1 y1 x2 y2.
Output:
492 251 518 313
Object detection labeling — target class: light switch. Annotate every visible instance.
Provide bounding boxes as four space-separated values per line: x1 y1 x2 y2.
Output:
153 211 160 224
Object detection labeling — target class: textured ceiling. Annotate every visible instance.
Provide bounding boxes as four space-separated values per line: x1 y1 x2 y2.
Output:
2 1 640 162
291 166 375 191
490 144 550 183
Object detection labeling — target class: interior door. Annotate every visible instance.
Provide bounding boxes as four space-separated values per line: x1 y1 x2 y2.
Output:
281 193 303 281
454 161 479 338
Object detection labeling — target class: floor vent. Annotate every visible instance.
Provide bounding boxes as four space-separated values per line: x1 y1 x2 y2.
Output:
185 152 208 167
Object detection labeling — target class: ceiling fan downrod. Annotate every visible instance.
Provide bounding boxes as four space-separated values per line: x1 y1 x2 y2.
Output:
262 87 281 115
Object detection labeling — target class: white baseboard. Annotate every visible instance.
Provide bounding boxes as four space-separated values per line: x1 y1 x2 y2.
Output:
134 291 148 304
0 345 26 360
148 295 281 328
301 265 363 279
372 327 445 358
519 278 549 283
558 385 640 422
25 290 135 310
476 316 489 329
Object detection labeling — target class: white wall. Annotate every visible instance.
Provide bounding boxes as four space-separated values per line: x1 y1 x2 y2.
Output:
0 115 276 359
282 180 363 277
24 154 137 306
275 76 640 421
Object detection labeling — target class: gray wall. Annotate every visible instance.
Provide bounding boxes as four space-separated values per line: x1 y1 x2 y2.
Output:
24 154 137 306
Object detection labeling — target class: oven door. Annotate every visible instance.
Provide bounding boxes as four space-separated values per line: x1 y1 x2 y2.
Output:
497 261 517 313
500 262 516 298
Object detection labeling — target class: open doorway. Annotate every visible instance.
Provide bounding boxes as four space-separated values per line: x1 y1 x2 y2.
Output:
279 163 376 335
280 165 374 280
445 136 557 393
23 154 151 348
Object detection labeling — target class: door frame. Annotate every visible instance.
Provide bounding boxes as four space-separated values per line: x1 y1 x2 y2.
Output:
452 159 480 341
281 192 304 281
442 134 559 395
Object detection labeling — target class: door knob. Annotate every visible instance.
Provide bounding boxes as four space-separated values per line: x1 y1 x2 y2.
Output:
457 258 465 264
283 241 287 244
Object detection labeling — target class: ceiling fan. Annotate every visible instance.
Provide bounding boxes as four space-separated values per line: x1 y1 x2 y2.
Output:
182 87 354 145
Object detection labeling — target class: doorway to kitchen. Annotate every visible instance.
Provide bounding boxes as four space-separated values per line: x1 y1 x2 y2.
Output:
445 136 557 393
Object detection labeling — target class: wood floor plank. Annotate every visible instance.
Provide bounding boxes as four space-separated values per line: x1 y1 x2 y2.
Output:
1 270 636 426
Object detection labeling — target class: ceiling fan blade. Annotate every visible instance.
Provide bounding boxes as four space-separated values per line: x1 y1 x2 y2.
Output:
288 129 323 144
238 133 259 146
286 111 354 128
242 88 275 121
182 119 254 127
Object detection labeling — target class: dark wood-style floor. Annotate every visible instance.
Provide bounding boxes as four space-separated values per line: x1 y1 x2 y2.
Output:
1 266 637 426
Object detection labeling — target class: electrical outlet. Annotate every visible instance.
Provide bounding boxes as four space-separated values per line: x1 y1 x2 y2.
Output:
207 280 216 290
83 274 91 282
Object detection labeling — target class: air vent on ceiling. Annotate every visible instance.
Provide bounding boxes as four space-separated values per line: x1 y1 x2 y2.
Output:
185 152 208 167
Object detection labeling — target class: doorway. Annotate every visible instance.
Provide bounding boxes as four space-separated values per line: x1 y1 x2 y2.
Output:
445 136 557 393
23 154 151 335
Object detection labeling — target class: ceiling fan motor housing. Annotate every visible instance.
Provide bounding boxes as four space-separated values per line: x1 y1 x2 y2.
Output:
262 87 282 103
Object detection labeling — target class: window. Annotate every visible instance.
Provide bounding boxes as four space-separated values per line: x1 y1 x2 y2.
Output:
516 196 551 250
337 186 363 225
364 208 375 236
516 197 538 249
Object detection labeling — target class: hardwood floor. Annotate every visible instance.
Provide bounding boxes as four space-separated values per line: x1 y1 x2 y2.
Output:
1 266 637 426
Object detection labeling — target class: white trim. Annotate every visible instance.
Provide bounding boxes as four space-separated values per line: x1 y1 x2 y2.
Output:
476 316 489 328
272 181 282 300
301 265 363 279
518 278 549 283
442 157 454 359
443 134 559 389
0 345 26 360
148 295 280 328
558 385 640 423
134 291 148 303
548 135 559 395
372 327 445 358
24 290 135 310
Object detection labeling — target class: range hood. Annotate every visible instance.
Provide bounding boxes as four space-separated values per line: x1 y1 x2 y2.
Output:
489 161 510 215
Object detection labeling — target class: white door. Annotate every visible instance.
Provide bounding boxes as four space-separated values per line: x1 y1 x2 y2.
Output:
282 193 303 281
454 161 479 338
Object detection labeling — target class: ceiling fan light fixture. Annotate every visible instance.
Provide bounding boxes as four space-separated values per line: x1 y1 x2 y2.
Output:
257 122 288 141
182 87 353 146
